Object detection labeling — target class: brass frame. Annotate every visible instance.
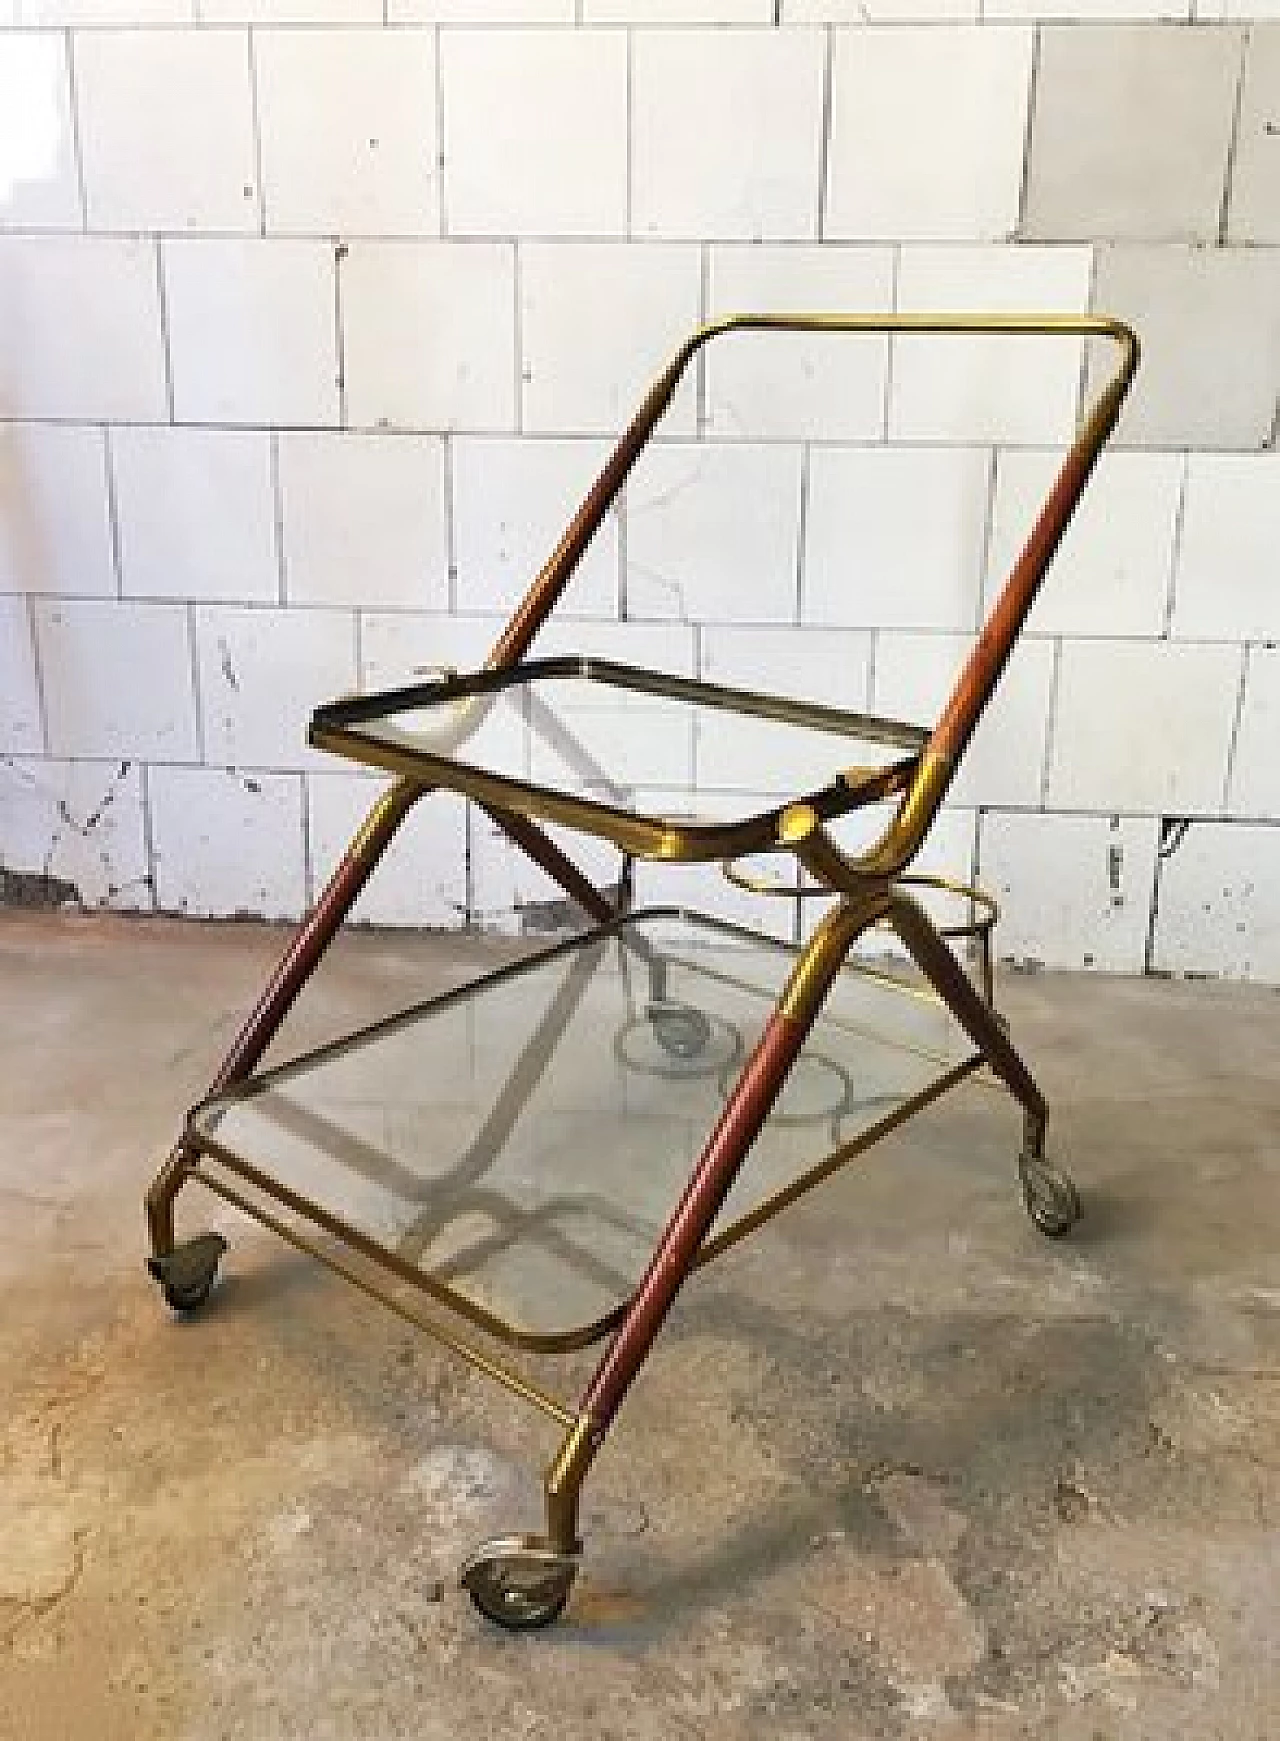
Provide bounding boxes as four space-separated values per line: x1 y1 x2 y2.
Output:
144 312 1138 1622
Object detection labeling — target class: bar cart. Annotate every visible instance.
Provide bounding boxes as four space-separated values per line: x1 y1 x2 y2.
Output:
146 314 1139 1629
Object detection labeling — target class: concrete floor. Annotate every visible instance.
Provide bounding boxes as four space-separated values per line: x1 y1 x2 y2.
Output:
3 909 1280 1741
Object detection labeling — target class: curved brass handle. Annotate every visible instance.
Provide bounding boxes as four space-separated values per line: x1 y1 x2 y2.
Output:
487 313 1138 675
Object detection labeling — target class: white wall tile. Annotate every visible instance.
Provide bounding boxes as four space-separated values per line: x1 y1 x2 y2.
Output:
632 28 824 241
978 810 1159 973
987 449 1182 638
113 427 277 603
698 622 873 792
390 0 572 17
34 598 198 761
359 611 505 690
1228 646 1280 820
625 442 803 623
343 241 515 432
23 1 194 19
875 630 1055 807
307 773 466 928
803 446 990 632
1152 821 1280 982
704 247 893 442
195 605 355 771
789 0 977 14
452 437 618 619
0 596 42 756
1172 454 1280 641
701 621 872 709
149 764 305 920
530 616 698 672
589 0 770 16
1048 639 1241 813
1196 1 1280 16
988 0 1184 15
892 246 1093 444
826 27 1032 242
75 28 258 233
0 757 150 912
163 239 339 427
443 30 626 238
256 28 438 237
1226 22 1280 242
520 242 701 437
0 33 80 230
279 432 448 611
203 1 378 18
0 425 115 599
0 237 166 421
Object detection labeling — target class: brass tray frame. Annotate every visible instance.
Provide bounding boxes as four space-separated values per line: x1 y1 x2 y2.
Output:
144 311 1139 1631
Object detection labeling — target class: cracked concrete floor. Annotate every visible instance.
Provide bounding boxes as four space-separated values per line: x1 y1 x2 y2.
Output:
3 909 1280 1740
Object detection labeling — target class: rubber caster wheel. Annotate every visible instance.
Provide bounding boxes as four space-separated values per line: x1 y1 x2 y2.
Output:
460 1535 578 1632
647 1000 712 1062
1019 1157 1080 1239
147 1232 228 1314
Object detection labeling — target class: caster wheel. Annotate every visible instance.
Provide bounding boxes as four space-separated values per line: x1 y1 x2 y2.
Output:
147 1232 228 1314
648 1000 712 1062
460 1535 578 1632
1019 1157 1080 1239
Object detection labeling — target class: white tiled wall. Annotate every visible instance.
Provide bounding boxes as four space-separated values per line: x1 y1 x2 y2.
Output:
1 7 1277 985
112 427 278 603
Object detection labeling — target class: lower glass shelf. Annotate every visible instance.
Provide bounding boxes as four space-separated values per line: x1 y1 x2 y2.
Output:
189 909 983 1349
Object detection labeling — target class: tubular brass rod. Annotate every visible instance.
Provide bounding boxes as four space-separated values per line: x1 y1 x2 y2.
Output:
187 1164 577 1430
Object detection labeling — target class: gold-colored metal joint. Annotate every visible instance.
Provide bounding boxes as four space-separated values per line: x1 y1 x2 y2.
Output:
777 894 889 1024
544 1411 598 1553
348 778 419 861
858 750 954 879
777 802 819 847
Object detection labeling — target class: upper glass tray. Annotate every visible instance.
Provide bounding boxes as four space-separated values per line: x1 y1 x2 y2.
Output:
189 910 981 1348
309 659 927 853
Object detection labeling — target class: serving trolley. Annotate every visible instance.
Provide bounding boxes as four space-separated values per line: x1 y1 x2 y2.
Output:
145 314 1138 1629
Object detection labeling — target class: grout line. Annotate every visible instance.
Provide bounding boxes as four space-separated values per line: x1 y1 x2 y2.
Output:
300 769 315 909
1014 23 1041 241
513 241 524 436
101 425 125 601
1038 635 1062 809
23 595 51 760
353 609 364 694
1075 243 1098 428
270 428 288 605
1218 26 1250 246
442 434 458 614
1220 642 1251 817
186 602 206 766
977 445 999 631
63 29 90 233
695 242 709 437
794 442 810 625
1162 450 1190 639
0 413 1256 459
334 243 348 430
866 627 878 713
435 26 449 239
153 240 177 426
246 27 267 237
881 245 900 442
139 762 158 913
816 26 834 243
